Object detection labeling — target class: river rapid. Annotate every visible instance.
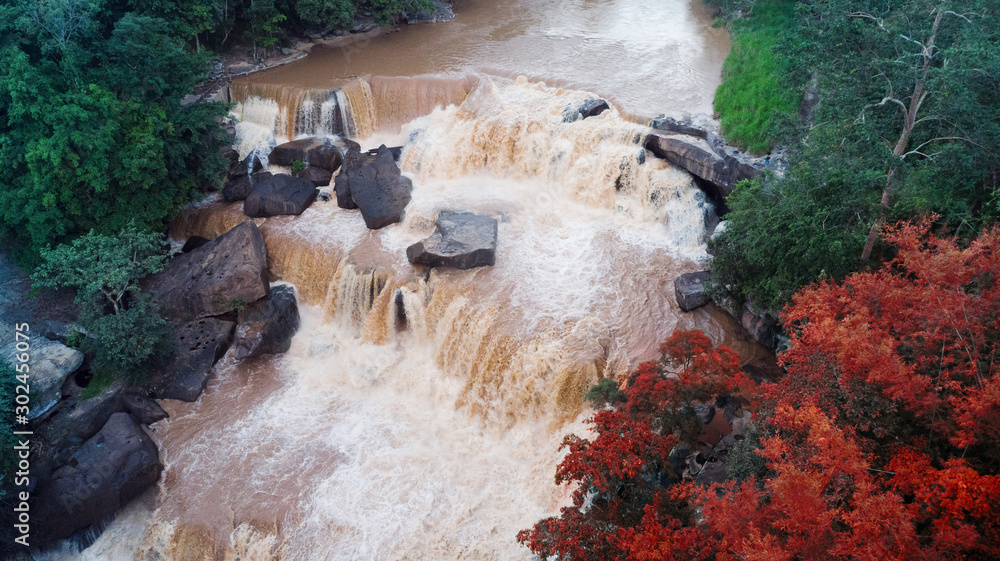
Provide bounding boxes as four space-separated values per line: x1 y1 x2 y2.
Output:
43 2 754 560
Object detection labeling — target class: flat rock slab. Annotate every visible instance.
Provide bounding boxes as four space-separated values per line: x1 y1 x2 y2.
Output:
233 285 300 360
1 337 83 420
35 413 161 543
674 271 712 312
244 173 318 217
149 318 236 402
147 221 269 321
407 211 498 270
645 133 760 198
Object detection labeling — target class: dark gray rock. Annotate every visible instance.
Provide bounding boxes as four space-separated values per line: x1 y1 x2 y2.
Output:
35 413 162 543
340 145 413 229
146 221 269 321
306 144 342 172
181 236 210 253
122 394 168 425
269 138 325 167
674 271 712 312
228 154 264 180
148 318 235 402
244 174 318 217
740 304 779 351
1 337 83 420
34 381 127 484
644 133 761 199
563 98 610 122
407 211 498 270
302 166 333 187
223 171 273 203
650 115 710 139
233 285 300 360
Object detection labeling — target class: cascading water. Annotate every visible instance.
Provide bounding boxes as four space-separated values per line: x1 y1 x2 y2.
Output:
43 74 766 561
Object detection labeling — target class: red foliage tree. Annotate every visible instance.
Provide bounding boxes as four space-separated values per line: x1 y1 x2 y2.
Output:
766 218 1000 559
518 330 747 561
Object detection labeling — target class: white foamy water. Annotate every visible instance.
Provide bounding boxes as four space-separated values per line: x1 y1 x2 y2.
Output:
40 76 759 561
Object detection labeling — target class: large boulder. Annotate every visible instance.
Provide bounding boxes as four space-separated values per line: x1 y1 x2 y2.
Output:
233 285 300 360
644 133 761 198
269 137 349 171
223 171 273 203
33 381 127 484
740 304 779 351
338 145 413 229
306 144 342 172
228 154 264 180
302 166 333 187
244 174 318 217
35 413 162 543
148 318 236 402
563 98 610 122
674 271 712 312
269 138 326 167
407 211 498 269
1 337 83 420
146 221 269 321
122 394 169 425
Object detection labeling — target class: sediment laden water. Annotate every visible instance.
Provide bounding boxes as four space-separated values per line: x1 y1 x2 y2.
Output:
43 78 766 561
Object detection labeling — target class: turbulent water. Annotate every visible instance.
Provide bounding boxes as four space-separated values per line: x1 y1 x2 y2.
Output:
41 3 759 560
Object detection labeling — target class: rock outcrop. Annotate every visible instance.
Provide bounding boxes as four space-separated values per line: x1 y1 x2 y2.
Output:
146 221 269 321
336 145 413 229
233 285 300 360
1 337 82 420
407 211 498 270
148 318 236 402
35 413 162 543
673 271 712 312
405 0 456 23
228 154 264 179
244 173 318 217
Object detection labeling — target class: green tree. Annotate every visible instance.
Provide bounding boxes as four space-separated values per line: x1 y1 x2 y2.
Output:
32 223 170 380
294 0 356 28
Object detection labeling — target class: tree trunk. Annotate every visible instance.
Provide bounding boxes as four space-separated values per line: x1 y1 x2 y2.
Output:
860 9 943 261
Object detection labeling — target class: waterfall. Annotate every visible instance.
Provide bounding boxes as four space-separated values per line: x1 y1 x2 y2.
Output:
44 76 766 561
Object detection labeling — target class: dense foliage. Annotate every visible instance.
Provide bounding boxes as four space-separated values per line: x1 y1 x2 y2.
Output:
522 221 1000 560
0 0 428 265
32 223 170 380
709 0 1000 310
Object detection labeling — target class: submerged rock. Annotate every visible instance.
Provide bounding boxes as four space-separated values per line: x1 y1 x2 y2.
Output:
146 220 269 321
407 211 498 270
244 173 318 217
233 285 300 360
673 271 712 312
35 413 162 543
1 337 82 420
148 318 236 402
